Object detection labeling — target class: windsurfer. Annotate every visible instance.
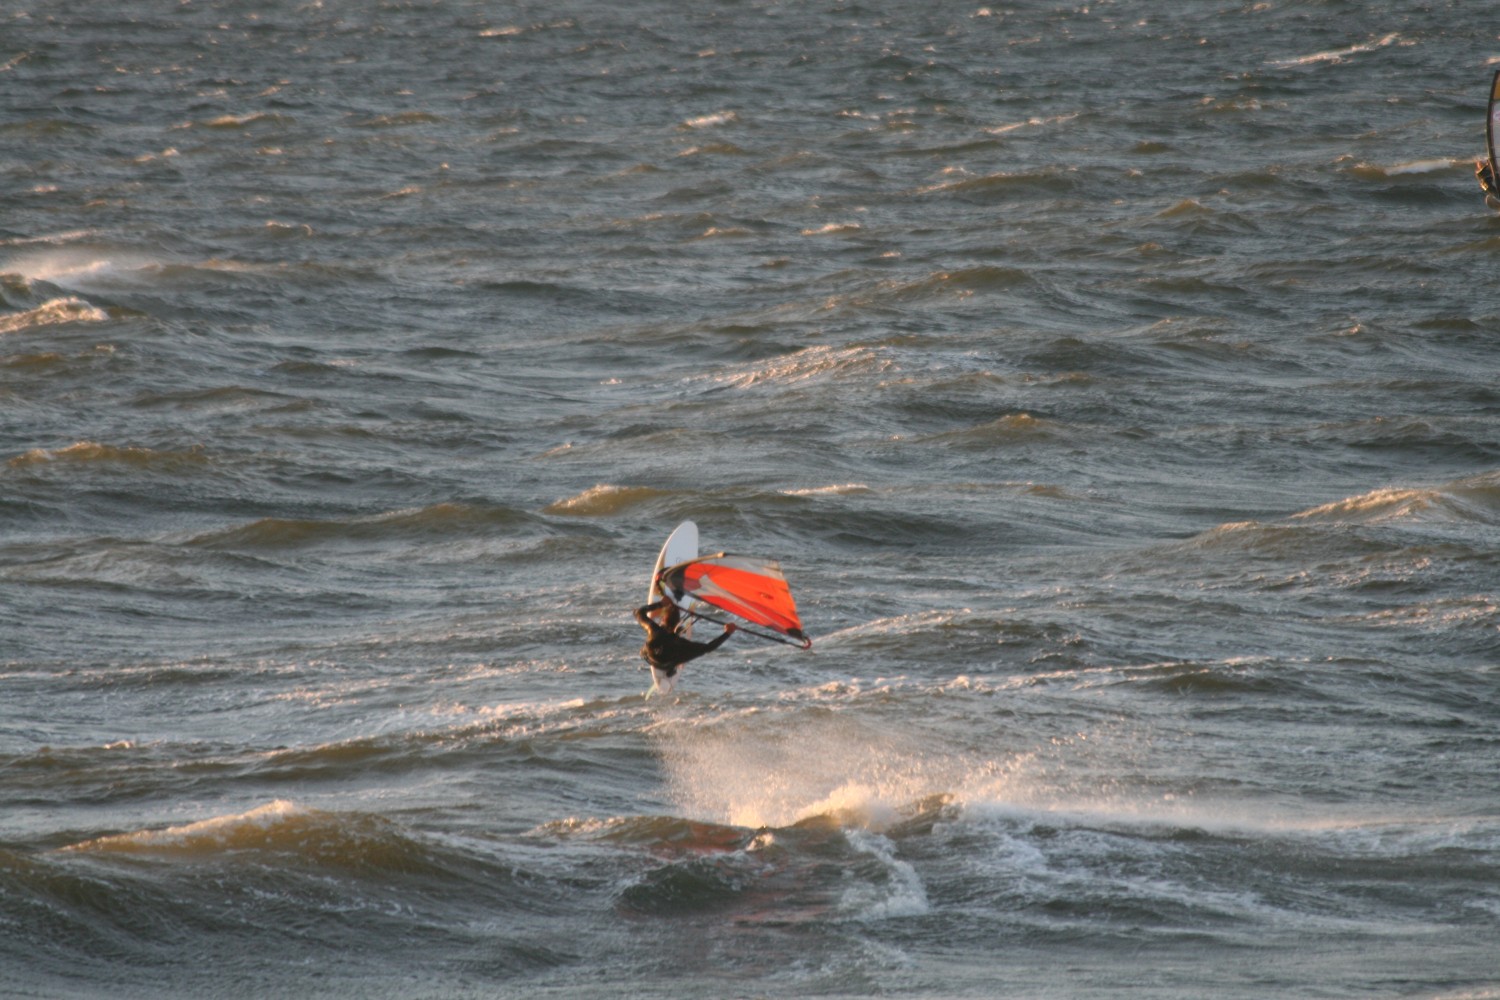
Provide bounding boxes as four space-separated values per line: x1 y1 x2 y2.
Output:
1478 158 1498 201
635 597 736 679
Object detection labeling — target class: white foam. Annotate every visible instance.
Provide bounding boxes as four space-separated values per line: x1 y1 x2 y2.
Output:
655 705 995 832
779 483 872 496
1 248 167 293
682 110 737 129
1379 158 1461 176
800 222 862 236
1270 32 1400 68
839 829 930 920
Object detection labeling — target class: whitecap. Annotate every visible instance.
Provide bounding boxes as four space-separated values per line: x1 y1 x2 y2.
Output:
706 344 893 389
780 483 872 497
682 110 737 129
543 483 671 516
800 222 863 236
0 297 107 334
981 111 1080 135
839 829 930 920
1270 32 1400 68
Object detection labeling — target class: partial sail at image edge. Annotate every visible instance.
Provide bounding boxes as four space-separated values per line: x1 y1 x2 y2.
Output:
1489 69 1500 179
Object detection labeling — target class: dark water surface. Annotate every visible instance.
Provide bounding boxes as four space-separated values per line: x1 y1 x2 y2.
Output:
3 2 1498 997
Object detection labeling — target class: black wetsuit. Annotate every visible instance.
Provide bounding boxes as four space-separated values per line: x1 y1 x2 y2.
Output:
635 602 732 677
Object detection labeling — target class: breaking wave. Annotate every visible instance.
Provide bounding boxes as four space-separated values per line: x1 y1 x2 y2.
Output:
544 483 675 516
0 297 109 334
1289 477 1500 527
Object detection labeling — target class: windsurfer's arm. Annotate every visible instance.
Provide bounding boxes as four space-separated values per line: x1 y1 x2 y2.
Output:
697 623 737 655
661 623 736 665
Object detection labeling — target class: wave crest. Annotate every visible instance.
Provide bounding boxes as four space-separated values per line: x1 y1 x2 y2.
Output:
1291 475 1500 527
544 483 673 516
8 440 206 469
190 502 534 549
0 297 108 334
58 801 437 873
1270 32 1400 68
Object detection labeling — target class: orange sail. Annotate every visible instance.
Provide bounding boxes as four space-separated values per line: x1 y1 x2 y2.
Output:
660 554 811 649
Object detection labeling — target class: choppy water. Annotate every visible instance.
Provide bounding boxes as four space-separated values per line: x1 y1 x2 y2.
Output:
3 2 1499 997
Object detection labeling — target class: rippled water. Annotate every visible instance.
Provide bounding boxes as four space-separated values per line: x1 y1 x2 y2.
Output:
3 2 1499 997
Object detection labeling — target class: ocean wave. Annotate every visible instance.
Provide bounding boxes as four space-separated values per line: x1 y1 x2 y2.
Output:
680 110 738 130
708 344 896 389
261 219 315 238
839 828 930 921
915 166 1073 197
2 248 313 302
544 484 675 516
477 18 576 40
980 112 1081 136
1178 520 1382 563
0 296 109 334
1142 200 1264 241
591 808 934 923
545 480 815 528
1350 158 1465 181
1 248 258 299
616 852 773 917
56 800 475 878
0 118 95 138
779 483 872 497
800 221 863 236
654 703 981 833
958 797 1500 881
132 385 304 414
1289 415 1499 464
1175 474 1500 563
893 266 1032 298
177 111 295 130
354 111 447 128
677 142 749 159
1269 32 1401 68
189 502 538 549
917 411 1065 449
6 440 207 470
0 346 77 369
540 814 753 852
690 223 755 240
1290 473 1500 527
1343 594 1499 635
2 248 154 286
1078 658 1309 698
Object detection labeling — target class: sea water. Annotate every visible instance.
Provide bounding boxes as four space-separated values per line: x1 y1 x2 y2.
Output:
2 2 1498 997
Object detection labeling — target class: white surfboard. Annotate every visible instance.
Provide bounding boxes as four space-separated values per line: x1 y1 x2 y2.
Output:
644 520 697 695
647 519 697 609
